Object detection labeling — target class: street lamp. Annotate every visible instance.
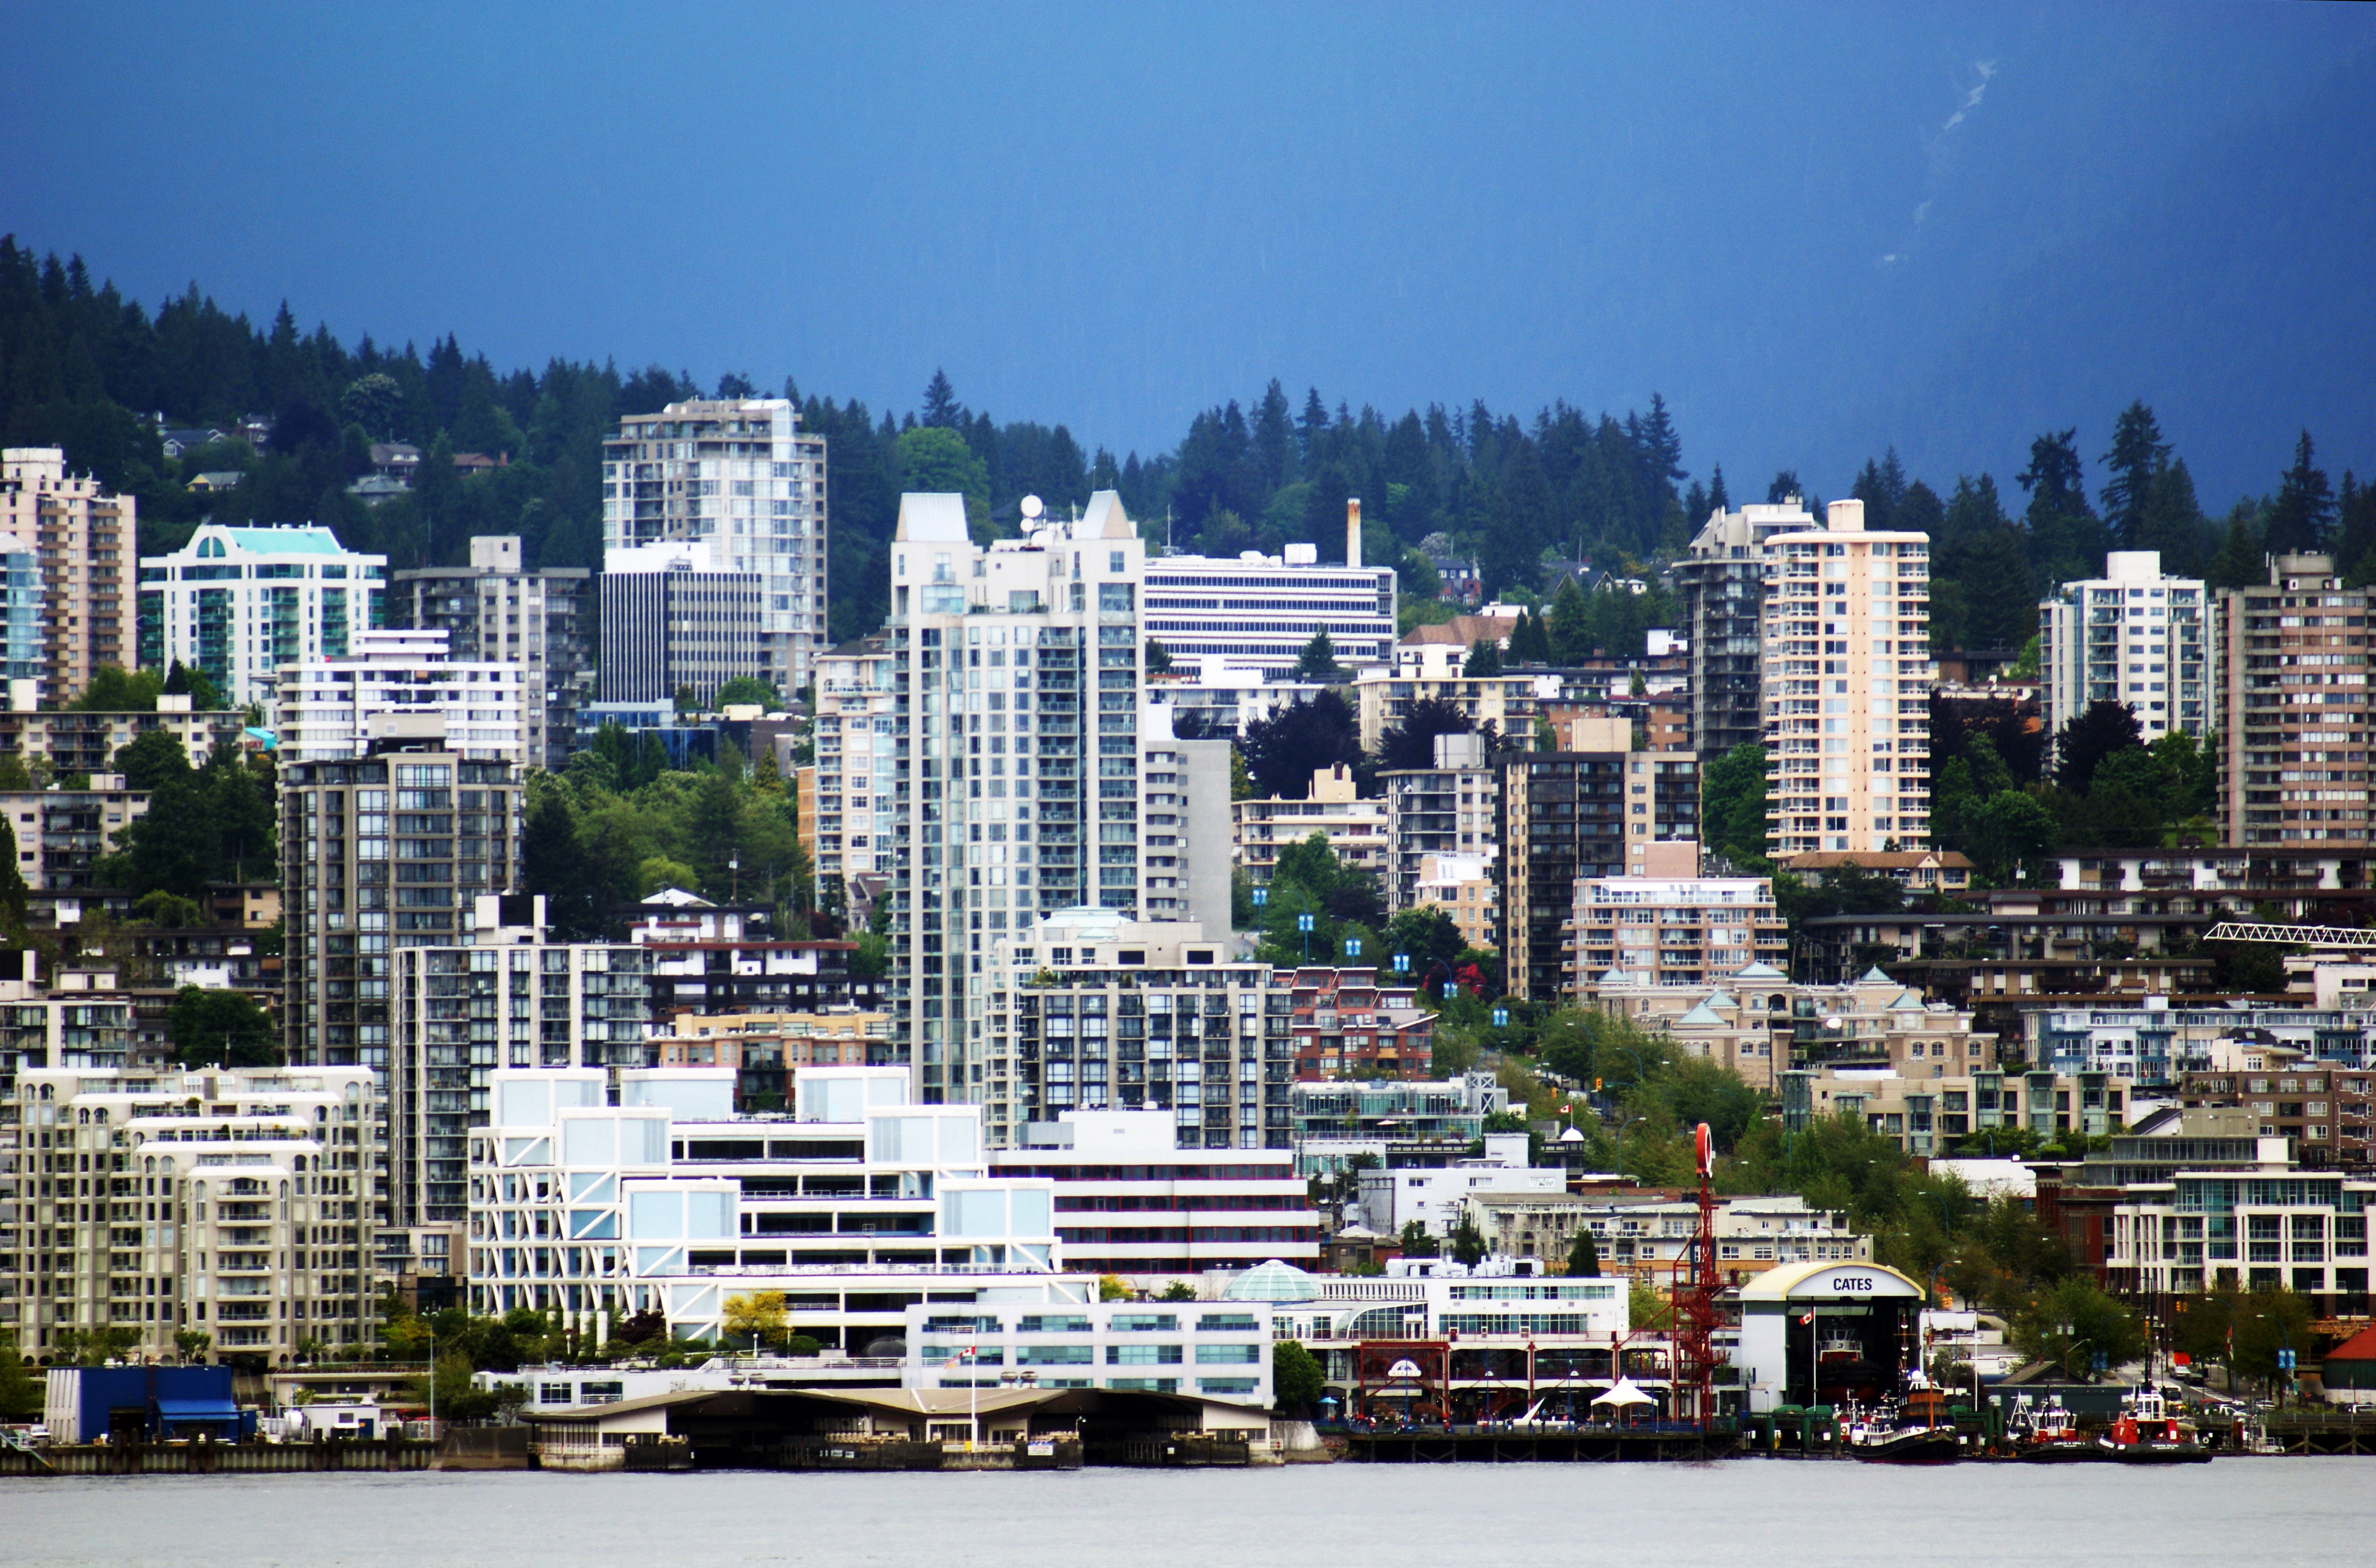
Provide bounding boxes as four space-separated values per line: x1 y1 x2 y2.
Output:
1297 912 1315 963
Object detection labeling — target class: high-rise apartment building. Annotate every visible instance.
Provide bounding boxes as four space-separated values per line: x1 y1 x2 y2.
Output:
1142 505 1396 674
1 447 132 703
984 910 1292 1150
1496 717 1696 1001
1675 498 1813 759
595 536 765 708
274 629 531 768
280 745 525 1077
138 523 386 712
1760 499 1933 857
888 489 1209 1105
2215 553 2371 848
391 535 592 770
2039 550 2209 751
601 397 827 697
811 634 895 911
1380 731 1500 912
9 1064 382 1360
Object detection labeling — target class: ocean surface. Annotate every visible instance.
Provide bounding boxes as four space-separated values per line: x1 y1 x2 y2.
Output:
3 1460 2372 1567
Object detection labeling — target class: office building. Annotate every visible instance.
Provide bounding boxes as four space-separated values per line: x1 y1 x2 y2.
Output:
137 523 387 712
1674 498 1813 758
2039 550 2210 752
985 910 1291 1152
888 489 1226 1105
274 630 531 768
1567 856 1789 994
391 535 592 770
8 1063 382 1361
279 748 526 1077
1141 506 1395 675
471 1063 1067 1349
1380 732 1499 912
597 537 765 707
1 447 133 703
1760 499 1934 856
601 397 827 697
1497 717 1695 1002
993 1108 1320 1281
2215 553 2372 848
1232 763 1387 889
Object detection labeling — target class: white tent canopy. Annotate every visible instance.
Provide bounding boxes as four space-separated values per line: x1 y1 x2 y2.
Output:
1591 1378 1655 1408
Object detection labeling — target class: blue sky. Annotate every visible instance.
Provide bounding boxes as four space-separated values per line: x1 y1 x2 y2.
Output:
4 2 2370 506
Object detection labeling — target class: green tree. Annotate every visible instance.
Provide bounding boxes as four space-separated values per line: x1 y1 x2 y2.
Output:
1157 1280 1197 1301
1962 790 2058 884
167 985 280 1067
1143 638 1172 673
1447 1209 1487 1267
1398 1219 1440 1259
2014 1276 2147 1380
1701 742 1768 863
712 677 784 710
721 1289 789 1350
2099 401 2172 551
1566 1228 1602 1278
70 667 163 712
1271 1340 1326 1416
2264 431 2335 556
0 1329 41 1419
1462 638 1501 675
1373 696 1471 772
113 728 190 791
173 1328 214 1365
1293 628 1343 680
2229 1285 2314 1391
1238 691 1361 799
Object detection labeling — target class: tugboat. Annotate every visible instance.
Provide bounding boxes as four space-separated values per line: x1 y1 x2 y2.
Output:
2099 1388 2211 1465
1850 1375 1963 1465
2008 1395 2100 1463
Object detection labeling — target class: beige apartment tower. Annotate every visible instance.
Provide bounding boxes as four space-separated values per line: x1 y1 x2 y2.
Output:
1761 499 1933 857
2215 553 2371 848
1 447 132 703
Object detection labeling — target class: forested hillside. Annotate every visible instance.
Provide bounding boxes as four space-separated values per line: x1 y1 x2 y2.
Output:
4 236 2370 664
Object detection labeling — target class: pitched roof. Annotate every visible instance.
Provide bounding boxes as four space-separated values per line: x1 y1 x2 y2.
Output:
1857 965 1896 984
1782 850 1976 871
2325 1325 2376 1363
1732 962 1786 980
1675 999 1727 1026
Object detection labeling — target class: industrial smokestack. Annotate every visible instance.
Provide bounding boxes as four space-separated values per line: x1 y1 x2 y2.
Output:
1346 498 1362 570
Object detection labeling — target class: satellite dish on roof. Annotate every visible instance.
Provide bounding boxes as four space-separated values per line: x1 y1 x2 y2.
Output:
1020 494 1045 521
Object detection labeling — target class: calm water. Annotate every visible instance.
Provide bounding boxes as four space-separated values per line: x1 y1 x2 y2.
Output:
3 1461 2372 1566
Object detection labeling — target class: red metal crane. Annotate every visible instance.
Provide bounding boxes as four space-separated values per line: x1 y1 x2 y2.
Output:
1669 1121 1723 1432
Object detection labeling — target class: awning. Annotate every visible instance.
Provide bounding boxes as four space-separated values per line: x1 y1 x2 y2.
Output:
1590 1379 1655 1409
154 1400 241 1423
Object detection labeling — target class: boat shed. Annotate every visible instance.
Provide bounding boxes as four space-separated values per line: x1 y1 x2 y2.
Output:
1733 1261 1926 1414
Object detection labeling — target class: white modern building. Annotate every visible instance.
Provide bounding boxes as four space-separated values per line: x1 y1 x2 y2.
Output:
1354 1133 1564 1238
887 491 1231 1109
992 1108 1319 1280
906 1294 1274 1401
8 1064 382 1361
274 629 531 767
597 536 766 707
2039 550 2210 751
471 1063 1075 1350
137 523 387 712
1143 506 1396 675
1760 499 1933 856
602 397 828 696
811 633 895 908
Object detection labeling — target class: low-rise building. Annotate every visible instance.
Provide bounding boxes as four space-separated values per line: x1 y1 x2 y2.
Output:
1565 854 1789 993
1289 1073 1508 1174
1779 849 1975 895
1582 963 1999 1092
2030 998 2376 1086
1462 1191 1869 1284
6 1064 381 1362
0 777 149 889
905 1295 1277 1402
1783 1066 2129 1155
992 1108 1319 1281
653 1009 893 1109
2102 1137 2372 1308
1287 965 1434 1080
1352 666 1555 753
472 1063 1073 1350
1232 764 1386 888
2181 1059 2375 1172
0 692 244 778
1354 1134 1562 1237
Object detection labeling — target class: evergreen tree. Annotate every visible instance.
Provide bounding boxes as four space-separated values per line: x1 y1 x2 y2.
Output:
2099 401 2171 551
1566 1228 1602 1278
2137 457 2207 576
1705 464 1730 515
1293 628 1343 681
2265 430 2336 555
919 368 964 429
1547 577 1591 663
1462 638 1501 676
2208 505 2265 590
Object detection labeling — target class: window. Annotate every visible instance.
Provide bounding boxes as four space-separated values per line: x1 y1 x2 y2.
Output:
1108 1313 1178 1332
1108 1344 1183 1365
1195 1343 1260 1364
